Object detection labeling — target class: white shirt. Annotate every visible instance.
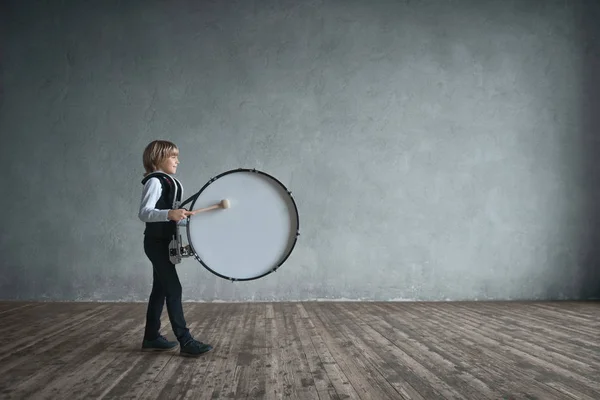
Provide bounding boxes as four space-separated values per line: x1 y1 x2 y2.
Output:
138 177 187 226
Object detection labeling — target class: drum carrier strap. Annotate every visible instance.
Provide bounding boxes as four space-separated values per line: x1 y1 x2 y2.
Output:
141 171 183 209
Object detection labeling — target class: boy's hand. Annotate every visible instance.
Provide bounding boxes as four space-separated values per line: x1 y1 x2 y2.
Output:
168 209 192 221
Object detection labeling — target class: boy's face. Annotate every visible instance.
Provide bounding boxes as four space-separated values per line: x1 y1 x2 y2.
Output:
158 152 179 174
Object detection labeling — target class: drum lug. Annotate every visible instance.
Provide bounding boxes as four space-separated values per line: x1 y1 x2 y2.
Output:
181 245 192 257
169 234 193 265
169 238 182 265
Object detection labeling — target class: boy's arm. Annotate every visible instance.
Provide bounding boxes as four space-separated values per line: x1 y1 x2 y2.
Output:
138 178 170 222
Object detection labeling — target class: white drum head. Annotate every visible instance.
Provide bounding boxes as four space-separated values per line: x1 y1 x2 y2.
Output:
186 169 299 281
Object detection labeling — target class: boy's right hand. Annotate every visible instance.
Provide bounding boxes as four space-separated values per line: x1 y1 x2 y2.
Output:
168 209 192 221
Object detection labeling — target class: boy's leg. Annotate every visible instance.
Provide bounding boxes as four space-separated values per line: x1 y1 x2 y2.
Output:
141 240 178 351
143 236 213 356
158 263 192 343
144 237 192 344
143 267 165 341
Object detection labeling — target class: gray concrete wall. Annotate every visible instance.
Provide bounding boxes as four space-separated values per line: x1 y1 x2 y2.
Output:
1 0 599 301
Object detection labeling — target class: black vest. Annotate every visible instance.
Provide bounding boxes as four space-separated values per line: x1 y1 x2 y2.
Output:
141 172 183 239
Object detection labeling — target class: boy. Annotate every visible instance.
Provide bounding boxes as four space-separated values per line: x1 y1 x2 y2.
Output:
137 139 213 357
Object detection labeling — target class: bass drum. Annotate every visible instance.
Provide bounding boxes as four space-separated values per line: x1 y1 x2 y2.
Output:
186 168 299 281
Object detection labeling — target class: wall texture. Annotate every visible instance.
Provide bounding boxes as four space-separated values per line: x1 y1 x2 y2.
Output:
1 0 599 301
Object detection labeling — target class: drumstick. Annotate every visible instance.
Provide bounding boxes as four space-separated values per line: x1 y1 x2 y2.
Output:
190 199 230 215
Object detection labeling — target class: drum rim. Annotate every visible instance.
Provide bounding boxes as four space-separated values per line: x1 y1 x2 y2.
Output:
185 168 300 282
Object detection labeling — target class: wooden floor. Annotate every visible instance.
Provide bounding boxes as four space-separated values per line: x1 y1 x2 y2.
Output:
0 301 598 400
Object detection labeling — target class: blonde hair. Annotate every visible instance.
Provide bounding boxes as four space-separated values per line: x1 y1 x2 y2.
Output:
142 140 179 176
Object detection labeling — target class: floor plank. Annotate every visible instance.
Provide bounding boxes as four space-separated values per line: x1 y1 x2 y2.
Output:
0 300 598 400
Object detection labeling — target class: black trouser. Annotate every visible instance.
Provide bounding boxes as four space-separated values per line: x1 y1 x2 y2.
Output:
143 236 192 345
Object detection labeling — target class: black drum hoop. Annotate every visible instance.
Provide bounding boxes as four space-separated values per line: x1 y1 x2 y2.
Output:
181 168 300 282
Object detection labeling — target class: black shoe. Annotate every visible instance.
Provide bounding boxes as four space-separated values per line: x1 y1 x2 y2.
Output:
180 338 213 357
141 335 179 352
